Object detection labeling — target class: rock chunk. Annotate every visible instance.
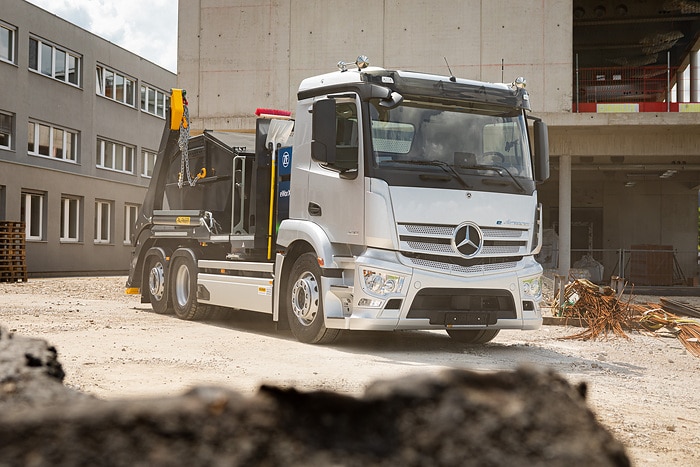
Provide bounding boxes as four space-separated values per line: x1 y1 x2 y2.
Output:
0 327 629 466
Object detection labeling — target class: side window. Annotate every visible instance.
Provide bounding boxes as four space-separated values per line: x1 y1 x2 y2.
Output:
60 195 81 242
124 203 139 244
21 191 45 241
1 22 16 64
0 111 13 149
332 102 358 172
94 200 112 244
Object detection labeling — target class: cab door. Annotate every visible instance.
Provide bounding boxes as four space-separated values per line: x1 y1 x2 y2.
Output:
307 95 365 245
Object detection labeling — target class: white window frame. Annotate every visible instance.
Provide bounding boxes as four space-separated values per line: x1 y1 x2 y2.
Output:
96 137 135 174
96 64 136 107
142 149 157 178
22 192 45 241
140 84 170 118
1 22 16 64
29 36 80 86
0 111 12 150
94 200 112 244
60 196 81 242
28 120 78 162
124 203 139 244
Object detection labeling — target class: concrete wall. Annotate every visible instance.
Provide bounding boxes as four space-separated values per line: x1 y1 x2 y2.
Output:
178 0 572 131
177 0 700 284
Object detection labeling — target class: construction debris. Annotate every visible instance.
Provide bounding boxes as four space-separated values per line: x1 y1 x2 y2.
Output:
637 309 700 358
658 297 700 319
554 279 700 357
557 279 642 340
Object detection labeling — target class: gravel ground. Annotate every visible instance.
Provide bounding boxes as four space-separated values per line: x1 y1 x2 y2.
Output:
1 276 699 466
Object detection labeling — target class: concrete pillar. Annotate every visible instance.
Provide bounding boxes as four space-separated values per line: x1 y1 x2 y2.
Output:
691 50 700 103
558 155 572 278
676 66 687 103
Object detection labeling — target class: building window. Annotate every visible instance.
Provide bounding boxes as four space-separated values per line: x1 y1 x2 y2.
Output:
28 37 80 86
0 185 6 220
0 111 12 149
142 149 157 177
96 137 135 173
1 22 16 64
28 121 77 162
96 64 136 106
21 192 45 241
94 200 112 244
140 84 169 118
124 203 139 244
60 196 81 242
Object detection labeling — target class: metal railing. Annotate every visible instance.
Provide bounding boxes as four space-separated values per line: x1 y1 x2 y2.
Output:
573 56 700 112
542 247 697 287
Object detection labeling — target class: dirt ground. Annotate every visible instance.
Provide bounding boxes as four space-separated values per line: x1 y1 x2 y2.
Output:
1 276 699 466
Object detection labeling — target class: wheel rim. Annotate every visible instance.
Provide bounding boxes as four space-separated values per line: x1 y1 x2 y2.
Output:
291 271 319 326
174 263 190 308
148 261 165 300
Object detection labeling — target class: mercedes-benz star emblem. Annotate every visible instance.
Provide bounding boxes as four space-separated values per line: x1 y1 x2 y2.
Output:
453 223 483 257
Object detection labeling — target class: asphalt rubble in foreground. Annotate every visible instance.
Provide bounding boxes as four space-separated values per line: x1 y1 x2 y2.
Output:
0 325 631 466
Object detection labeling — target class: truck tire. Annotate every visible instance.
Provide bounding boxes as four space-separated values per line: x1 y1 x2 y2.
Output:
446 328 500 344
146 255 171 315
286 252 340 344
170 253 211 321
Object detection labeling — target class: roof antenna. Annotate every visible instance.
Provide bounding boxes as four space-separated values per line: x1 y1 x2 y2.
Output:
444 57 456 82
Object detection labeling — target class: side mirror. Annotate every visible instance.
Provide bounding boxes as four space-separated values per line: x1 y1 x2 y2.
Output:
311 99 336 164
533 120 549 183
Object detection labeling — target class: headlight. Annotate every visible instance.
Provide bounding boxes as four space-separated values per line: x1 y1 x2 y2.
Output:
521 276 542 299
360 268 405 297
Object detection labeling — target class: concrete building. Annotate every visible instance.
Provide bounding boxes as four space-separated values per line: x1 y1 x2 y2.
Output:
0 1 176 275
177 0 700 286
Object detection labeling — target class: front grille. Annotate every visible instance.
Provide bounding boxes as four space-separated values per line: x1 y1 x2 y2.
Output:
406 241 454 253
404 224 454 236
407 254 520 274
398 222 528 274
481 228 524 238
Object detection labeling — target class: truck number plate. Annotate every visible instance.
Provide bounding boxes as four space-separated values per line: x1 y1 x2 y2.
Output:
445 312 494 326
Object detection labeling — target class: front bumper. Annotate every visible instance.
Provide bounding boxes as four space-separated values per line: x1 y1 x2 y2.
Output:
322 250 543 332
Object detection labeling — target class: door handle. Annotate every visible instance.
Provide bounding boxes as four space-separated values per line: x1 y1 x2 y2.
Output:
308 202 322 216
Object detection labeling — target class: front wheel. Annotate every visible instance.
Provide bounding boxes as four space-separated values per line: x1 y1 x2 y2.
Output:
446 329 500 344
286 253 340 344
170 252 211 321
146 256 171 315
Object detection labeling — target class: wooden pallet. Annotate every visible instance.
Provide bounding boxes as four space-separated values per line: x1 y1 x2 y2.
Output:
0 221 27 282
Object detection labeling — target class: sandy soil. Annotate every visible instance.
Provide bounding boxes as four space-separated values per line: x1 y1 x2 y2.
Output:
1 276 699 466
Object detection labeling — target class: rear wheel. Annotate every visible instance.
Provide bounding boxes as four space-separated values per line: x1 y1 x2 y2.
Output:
446 329 500 344
146 256 171 314
170 252 211 321
286 253 340 344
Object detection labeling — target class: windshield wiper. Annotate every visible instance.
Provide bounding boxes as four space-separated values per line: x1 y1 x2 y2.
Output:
457 164 526 193
392 159 472 189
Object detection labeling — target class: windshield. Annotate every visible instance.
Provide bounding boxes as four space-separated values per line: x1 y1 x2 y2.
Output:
369 99 533 180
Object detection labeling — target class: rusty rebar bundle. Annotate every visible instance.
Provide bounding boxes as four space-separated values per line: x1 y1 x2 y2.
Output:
559 279 640 340
558 279 700 358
